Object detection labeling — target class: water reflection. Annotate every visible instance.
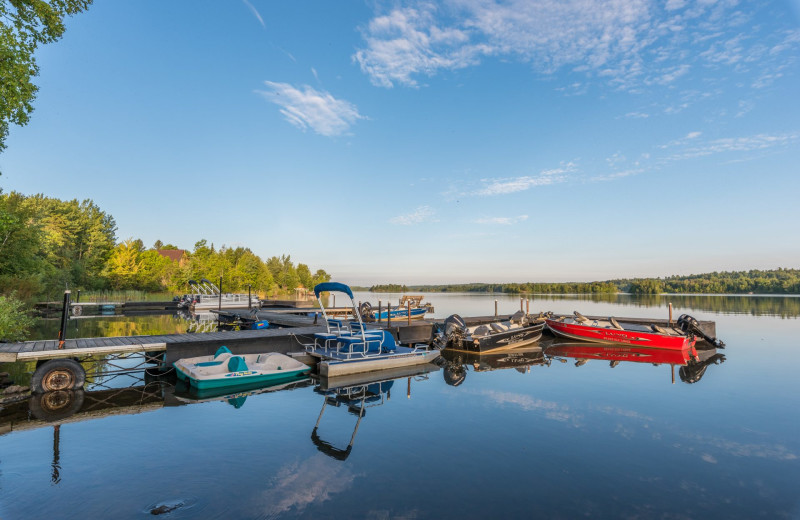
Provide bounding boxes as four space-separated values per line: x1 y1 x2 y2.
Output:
311 365 439 460
170 376 312 408
438 340 726 386
545 343 725 385
440 346 547 386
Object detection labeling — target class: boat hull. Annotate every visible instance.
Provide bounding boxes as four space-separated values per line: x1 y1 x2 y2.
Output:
317 348 440 377
175 365 310 390
452 322 545 353
545 319 695 350
374 307 428 320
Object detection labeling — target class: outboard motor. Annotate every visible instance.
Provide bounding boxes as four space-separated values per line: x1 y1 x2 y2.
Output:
358 302 374 321
435 314 467 349
677 314 725 348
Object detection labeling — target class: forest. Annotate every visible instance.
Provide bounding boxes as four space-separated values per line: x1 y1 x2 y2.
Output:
0 191 330 303
367 269 800 295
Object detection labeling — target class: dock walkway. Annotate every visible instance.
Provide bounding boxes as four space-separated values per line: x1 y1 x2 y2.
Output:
0 325 326 364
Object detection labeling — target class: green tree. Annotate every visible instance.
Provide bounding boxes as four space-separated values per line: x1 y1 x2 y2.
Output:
0 0 93 152
0 293 34 341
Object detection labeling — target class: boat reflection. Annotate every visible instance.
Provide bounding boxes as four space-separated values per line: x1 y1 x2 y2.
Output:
544 343 725 384
171 375 312 408
311 364 439 461
439 346 547 386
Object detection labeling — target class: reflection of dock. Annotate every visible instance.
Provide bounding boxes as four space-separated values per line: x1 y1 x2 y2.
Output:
0 384 170 435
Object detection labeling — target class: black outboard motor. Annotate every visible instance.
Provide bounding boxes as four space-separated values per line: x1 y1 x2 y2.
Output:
358 301 374 321
677 314 725 348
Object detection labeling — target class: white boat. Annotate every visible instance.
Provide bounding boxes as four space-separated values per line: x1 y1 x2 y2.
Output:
304 282 440 377
174 346 311 390
177 278 260 311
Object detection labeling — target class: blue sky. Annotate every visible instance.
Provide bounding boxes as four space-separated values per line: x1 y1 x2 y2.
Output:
2 0 799 285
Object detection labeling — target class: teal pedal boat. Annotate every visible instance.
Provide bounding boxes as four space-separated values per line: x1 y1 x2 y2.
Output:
174 346 311 390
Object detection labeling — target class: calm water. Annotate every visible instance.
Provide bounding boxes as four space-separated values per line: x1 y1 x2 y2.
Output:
2 294 799 519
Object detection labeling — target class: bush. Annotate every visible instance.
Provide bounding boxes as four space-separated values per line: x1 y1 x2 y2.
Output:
0 293 35 342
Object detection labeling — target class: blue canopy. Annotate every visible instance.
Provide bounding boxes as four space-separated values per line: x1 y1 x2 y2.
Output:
314 282 354 299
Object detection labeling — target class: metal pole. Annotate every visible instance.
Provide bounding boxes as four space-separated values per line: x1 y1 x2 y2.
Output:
494 299 498 317
668 302 673 326
58 290 71 349
76 290 80 303
248 285 252 310
218 275 223 312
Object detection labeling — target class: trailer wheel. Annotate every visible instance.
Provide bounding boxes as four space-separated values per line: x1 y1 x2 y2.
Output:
31 359 86 393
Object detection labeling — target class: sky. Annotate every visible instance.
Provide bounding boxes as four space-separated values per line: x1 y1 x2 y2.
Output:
1 0 799 285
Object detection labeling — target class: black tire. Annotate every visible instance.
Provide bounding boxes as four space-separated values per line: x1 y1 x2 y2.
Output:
31 359 86 393
29 389 85 421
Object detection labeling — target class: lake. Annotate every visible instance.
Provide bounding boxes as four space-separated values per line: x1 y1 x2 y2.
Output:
1 293 798 519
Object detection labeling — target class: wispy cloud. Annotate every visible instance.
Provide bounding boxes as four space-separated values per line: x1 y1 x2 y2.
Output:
474 215 529 225
475 162 576 196
242 0 265 28
353 1 800 93
665 133 799 160
390 205 437 225
256 82 366 136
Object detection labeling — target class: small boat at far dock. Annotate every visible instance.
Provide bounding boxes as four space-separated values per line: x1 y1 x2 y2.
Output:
174 346 310 390
545 312 724 350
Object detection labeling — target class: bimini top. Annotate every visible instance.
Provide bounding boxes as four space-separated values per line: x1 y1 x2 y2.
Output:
314 282 354 299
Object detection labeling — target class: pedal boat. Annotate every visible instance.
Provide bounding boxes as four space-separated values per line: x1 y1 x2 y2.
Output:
174 346 311 390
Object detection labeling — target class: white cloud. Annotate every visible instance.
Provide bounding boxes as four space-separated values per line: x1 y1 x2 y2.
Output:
475 161 576 196
353 1 799 93
390 206 437 225
474 215 529 225
256 82 366 136
625 111 650 119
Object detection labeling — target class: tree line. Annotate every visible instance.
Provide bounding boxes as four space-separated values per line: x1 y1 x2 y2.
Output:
366 269 800 295
0 190 330 301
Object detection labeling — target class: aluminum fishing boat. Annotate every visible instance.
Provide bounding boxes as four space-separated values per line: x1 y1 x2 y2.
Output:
174 346 310 390
435 312 546 353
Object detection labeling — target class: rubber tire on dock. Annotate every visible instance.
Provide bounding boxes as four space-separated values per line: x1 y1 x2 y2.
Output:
31 359 86 393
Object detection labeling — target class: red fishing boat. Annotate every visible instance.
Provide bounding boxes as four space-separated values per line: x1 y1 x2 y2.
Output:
545 312 697 350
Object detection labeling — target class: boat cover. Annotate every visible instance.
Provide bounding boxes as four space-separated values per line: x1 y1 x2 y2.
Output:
314 282 354 299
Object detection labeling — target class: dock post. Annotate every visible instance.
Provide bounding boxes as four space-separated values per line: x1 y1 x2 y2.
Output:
407 301 411 325
668 303 673 326
248 285 252 310
378 301 382 323
57 290 71 349
76 290 80 303
495 299 498 317
218 276 223 312
520 297 523 312
388 304 392 327
526 298 530 314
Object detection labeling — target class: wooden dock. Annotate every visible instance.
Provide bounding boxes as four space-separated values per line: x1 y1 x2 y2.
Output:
0 325 326 365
